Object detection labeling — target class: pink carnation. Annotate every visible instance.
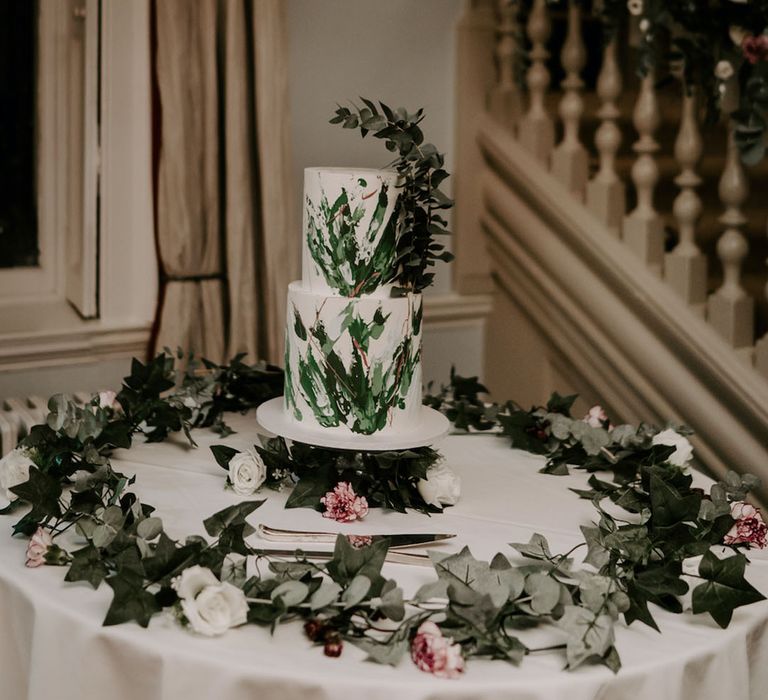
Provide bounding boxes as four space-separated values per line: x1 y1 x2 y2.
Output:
724 502 768 548
410 621 465 679
25 527 53 568
320 482 368 523
584 405 612 429
743 35 768 64
346 534 373 549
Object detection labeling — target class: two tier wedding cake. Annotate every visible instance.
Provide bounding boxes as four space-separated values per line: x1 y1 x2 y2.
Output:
282 167 423 438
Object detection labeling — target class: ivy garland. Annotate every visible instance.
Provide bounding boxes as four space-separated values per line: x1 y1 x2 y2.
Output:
0 354 766 678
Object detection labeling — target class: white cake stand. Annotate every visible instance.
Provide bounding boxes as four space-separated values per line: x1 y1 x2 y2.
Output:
256 397 450 451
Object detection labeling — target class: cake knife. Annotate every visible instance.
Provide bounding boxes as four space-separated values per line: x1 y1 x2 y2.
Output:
252 546 433 567
257 524 455 549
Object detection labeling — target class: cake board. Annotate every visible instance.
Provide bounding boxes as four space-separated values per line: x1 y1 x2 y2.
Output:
256 397 449 451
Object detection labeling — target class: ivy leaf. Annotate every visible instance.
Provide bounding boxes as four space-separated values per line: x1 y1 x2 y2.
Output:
203 501 264 538
210 445 239 471
284 473 333 509
557 605 616 670
692 550 765 628
509 533 552 561
103 571 161 627
10 466 62 530
326 535 388 588
546 392 577 416
649 474 701 528
65 543 109 589
349 635 410 666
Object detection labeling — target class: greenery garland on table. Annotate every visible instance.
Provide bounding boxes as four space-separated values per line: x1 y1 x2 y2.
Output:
0 354 766 679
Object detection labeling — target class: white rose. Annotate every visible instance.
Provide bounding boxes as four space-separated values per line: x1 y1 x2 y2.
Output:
0 448 35 505
172 565 249 636
417 462 461 508
228 450 267 496
715 60 735 81
651 428 694 467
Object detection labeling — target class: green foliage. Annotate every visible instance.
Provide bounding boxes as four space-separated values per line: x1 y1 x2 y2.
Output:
247 436 442 514
431 371 766 634
4 355 767 676
329 99 453 293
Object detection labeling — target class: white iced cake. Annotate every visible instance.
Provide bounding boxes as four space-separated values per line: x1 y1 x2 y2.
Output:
283 167 423 436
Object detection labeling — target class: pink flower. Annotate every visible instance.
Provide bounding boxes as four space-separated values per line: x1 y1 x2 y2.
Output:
724 502 768 548
410 621 465 679
320 482 368 523
742 35 768 64
25 527 53 568
584 405 612 429
346 534 373 549
98 390 122 412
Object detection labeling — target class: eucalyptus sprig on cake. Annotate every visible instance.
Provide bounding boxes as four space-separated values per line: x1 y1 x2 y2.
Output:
330 99 454 293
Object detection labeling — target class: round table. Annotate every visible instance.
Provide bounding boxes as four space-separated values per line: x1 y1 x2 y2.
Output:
1 413 767 700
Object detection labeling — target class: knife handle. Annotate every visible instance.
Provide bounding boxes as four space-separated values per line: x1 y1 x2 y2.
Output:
252 546 432 567
258 524 338 543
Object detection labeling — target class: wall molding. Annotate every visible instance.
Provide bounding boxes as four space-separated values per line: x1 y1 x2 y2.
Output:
478 116 768 499
422 292 493 330
0 319 151 373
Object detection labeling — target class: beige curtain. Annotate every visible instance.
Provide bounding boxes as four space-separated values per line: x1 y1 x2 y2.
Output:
152 0 298 364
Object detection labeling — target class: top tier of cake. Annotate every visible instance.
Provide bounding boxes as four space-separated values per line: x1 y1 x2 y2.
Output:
301 167 400 298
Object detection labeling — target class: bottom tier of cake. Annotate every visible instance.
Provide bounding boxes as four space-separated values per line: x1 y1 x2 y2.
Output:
283 281 423 436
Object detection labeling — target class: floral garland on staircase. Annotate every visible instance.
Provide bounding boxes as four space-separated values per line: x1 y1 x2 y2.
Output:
0 354 766 678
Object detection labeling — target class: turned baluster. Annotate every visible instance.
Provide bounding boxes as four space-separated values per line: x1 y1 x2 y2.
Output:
518 0 554 163
551 0 588 199
622 72 664 275
586 39 624 236
755 222 768 378
708 124 754 350
489 0 522 129
665 85 707 315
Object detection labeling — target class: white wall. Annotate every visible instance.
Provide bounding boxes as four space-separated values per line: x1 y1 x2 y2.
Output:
286 0 485 386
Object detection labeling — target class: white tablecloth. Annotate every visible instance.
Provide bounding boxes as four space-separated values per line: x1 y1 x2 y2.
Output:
2 413 768 700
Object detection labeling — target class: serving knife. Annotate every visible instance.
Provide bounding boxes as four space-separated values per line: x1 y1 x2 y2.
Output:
252 546 433 567
257 524 455 550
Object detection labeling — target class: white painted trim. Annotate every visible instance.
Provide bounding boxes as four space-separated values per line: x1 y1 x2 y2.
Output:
0 0 156 374
0 322 151 373
422 292 493 329
478 115 768 499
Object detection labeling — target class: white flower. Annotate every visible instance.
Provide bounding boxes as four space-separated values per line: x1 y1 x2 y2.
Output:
651 428 694 467
417 462 461 508
0 448 35 505
729 25 750 45
715 60 735 81
98 390 120 410
583 405 610 429
627 0 643 15
639 18 650 32
228 450 267 496
172 565 249 636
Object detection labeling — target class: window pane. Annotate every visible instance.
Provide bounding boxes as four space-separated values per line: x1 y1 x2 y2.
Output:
0 0 38 268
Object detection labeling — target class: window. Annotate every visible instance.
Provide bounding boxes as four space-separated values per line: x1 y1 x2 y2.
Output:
0 0 156 377
0 0 38 269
